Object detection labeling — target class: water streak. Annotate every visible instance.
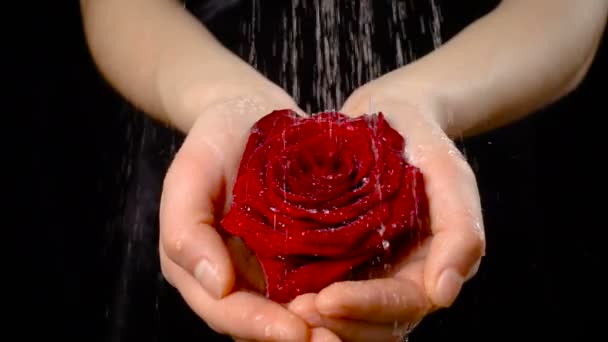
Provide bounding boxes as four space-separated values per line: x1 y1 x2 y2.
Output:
241 0 443 112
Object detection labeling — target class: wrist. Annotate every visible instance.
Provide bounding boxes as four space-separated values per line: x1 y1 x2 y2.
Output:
343 71 450 133
164 74 299 134
157 59 293 133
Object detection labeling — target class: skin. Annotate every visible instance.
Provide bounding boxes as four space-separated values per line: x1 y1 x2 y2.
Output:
80 0 607 341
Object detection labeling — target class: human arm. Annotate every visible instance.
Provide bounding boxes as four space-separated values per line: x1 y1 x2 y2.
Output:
79 0 291 133
344 0 608 138
80 1 316 341
291 1 607 340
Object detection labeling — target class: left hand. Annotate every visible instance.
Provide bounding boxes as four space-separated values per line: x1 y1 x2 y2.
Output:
287 76 486 341
159 87 314 342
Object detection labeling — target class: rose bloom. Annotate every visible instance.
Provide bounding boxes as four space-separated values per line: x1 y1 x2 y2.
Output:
221 110 429 303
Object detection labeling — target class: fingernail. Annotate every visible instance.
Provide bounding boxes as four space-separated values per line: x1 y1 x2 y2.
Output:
311 328 341 342
435 268 463 307
194 258 223 299
287 294 322 329
302 311 323 327
465 259 482 281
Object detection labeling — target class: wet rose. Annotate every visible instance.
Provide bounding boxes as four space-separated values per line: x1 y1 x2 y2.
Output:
221 110 429 303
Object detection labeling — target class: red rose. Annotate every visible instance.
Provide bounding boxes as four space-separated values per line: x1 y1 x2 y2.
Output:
221 110 430 303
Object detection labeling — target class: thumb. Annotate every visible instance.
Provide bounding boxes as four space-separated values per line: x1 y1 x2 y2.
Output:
160 136 236 299
421 151 486 308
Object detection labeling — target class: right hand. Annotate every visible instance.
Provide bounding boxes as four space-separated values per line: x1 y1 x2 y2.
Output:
158 82 341 341
287 77 486 342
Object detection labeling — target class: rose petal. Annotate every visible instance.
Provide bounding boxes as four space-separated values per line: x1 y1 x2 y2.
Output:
237 110 300 177
221 110 430 303
259 254 371 303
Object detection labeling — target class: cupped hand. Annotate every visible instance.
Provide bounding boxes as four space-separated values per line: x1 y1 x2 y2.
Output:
158 84 330 341
288 78 486 341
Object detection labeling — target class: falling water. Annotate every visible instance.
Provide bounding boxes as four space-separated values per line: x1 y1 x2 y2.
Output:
238 0 443 340
108 108 181 340
241 0 443 112
112 0 444 340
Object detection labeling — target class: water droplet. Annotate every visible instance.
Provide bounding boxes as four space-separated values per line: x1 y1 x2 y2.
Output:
382 240 390 249
378 224 386 236
230 0 444 311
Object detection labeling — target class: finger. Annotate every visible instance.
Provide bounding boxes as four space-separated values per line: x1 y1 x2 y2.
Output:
288 293 404 342
424 150 485 307
160 245 309 342
314 278 429 323
403 122 486 308
318 318 403 342
299 228 430 324
287 293 320 325
159 134 235 299
311 327 342 342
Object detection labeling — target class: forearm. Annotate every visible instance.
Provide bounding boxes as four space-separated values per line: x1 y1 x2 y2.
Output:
80 0 268 132
384 0 607 137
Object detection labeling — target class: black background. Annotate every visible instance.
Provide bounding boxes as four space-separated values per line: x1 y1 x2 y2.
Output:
14 1 606 341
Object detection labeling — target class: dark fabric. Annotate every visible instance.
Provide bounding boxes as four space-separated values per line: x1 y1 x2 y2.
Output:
16 0 605 341
191 0 500 112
